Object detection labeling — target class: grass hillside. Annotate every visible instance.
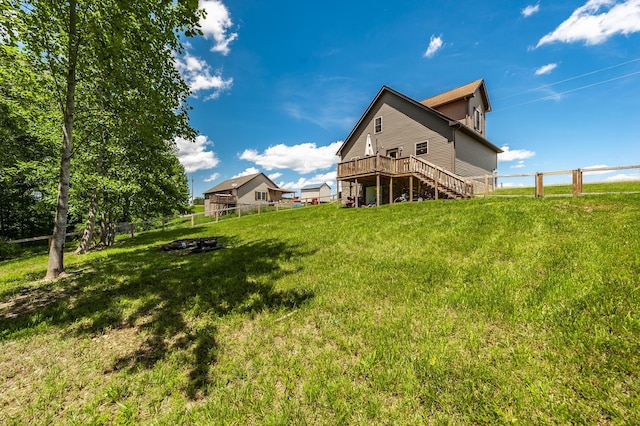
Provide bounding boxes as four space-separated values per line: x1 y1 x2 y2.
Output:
1 196 639 424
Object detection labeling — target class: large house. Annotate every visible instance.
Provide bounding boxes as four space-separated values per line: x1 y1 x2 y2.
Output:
203 172 294 216
336 79 502 205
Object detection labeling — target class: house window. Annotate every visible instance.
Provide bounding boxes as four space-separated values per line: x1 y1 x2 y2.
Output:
416 141 428 155
255 191 267 201
474 107 482 132
374 116 382 134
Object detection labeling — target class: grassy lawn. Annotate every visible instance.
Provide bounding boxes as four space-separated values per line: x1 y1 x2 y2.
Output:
1 195 639 424
489 180 640 197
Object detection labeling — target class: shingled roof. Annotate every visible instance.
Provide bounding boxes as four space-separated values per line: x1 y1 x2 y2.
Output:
420 79 491 112
204 173 269 194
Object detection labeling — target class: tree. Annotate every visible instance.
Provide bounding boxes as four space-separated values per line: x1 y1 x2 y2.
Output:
3 0 201 279
0 43 59 240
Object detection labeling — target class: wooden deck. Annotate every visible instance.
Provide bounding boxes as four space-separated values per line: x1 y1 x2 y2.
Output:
337 155 475 200
206 194 237 205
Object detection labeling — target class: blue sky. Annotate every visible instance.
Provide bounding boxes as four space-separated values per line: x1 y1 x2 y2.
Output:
174 0 640 196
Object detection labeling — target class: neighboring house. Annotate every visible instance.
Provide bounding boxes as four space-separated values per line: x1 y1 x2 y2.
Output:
336 79 503 204
300 183 331 203
203 172 294 216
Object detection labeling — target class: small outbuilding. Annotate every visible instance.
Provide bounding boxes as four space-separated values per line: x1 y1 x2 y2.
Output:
300 183 331 204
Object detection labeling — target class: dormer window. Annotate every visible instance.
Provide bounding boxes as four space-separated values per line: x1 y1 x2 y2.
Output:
474 107 482 133
374 116 382 134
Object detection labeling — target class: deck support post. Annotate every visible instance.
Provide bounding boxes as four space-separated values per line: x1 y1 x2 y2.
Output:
409 176 413 202
376 173 380 207
355 179 359 207
389 177 393 204
435 171 439 200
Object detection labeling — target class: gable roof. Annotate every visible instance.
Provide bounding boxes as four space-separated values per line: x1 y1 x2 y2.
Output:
204 172 279 194
336 85 501 157
301 183 330 190
420 79 491 112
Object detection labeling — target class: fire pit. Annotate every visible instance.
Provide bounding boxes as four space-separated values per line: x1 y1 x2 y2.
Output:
160 237 224 254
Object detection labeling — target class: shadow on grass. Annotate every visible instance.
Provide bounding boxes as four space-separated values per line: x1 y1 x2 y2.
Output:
0 230 314 398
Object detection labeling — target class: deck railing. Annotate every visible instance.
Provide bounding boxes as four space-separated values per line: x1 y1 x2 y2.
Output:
337 155 473 198
206 194 237 204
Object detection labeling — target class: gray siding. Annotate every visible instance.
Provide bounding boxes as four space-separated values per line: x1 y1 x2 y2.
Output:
454 130 497 176
434 101 467 123
340 92 455 171
466 88 486 135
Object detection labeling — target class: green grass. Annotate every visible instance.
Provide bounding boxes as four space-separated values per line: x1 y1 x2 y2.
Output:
1 196 639 424
490 180 640 197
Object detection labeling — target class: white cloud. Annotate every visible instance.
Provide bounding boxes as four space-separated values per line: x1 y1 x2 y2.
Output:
232 167 260 178
199 0 238 55
537 0 640 47
604 172 640 181
582 165 640 181
239 141 343 174
278 171 337 191
204 172 220 182
498 145 536 162
424 35 444 58
174 135 220 173
268 172 283 180
174 52 233 99
511 161 526 169
535 63 558 75
522 4 541 17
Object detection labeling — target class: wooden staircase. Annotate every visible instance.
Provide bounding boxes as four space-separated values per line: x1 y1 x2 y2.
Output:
408 155 474 199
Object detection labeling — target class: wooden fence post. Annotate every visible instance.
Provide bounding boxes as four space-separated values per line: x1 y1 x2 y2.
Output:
484 174 489 198
191 214 195 227
130 223 135 237
578 169 583 194
535 173 544 197
161 218 165 231
215 210 219 223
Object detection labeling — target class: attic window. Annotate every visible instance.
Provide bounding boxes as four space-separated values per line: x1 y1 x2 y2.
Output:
416 141 428 155
374 116 382 134
474 107 482 132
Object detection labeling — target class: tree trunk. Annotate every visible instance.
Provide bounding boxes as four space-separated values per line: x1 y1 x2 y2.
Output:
107 223 116 246
75 190 98 255
45 0 77 280
99 213 107 246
